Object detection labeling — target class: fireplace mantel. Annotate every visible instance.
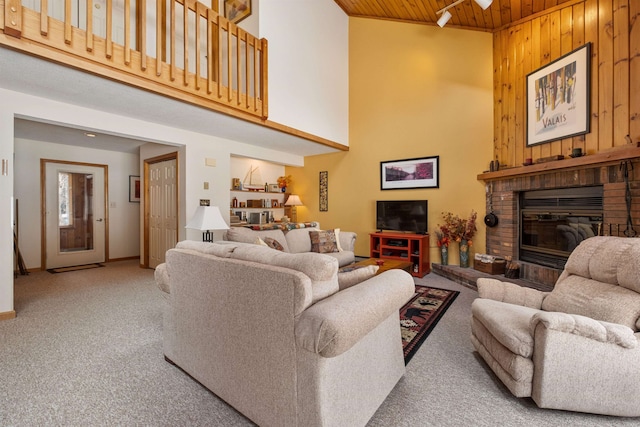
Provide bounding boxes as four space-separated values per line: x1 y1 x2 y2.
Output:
477 145 640 182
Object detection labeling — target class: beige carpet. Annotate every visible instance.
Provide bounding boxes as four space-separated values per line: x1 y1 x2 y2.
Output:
1 260 637 426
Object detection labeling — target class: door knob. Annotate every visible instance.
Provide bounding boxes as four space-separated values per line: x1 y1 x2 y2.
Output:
96 218 103 222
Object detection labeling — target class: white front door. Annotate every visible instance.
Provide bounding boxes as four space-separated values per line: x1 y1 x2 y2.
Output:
44 162 107 269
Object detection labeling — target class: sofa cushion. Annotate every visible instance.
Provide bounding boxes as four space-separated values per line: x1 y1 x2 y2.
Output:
228 244 339 303
541 275 640 331
284 228 318 253
471 298 539 358
310 230 339 254
225 227 290 253
337 265 378 290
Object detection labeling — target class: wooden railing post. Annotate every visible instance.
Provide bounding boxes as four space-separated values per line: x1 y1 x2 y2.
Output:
261 38 268 119
3 0 22 38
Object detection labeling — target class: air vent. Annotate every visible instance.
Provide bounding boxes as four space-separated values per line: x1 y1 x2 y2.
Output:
521 186 603 210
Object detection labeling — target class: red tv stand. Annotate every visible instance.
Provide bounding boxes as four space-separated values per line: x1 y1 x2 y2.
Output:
369 232 430 278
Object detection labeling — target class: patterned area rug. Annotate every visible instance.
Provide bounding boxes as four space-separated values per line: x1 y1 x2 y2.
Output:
400 285 459 364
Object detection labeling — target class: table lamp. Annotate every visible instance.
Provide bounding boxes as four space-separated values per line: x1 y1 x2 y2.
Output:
284 194 303 223
185 206 229 242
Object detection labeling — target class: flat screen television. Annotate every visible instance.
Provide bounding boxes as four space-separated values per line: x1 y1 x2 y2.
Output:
376 200 428 234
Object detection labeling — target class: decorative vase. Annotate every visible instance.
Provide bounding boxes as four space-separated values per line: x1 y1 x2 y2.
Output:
440 246 448 265
459 239 470 268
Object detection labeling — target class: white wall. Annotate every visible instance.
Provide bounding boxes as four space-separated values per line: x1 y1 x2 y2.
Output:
260 0 349 145
14 139 141 269
0 87 306 316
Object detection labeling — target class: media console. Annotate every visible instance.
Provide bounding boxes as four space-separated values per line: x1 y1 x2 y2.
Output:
369 232 430 278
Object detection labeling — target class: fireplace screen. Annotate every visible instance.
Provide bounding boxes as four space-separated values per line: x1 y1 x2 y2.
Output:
520 187 603 269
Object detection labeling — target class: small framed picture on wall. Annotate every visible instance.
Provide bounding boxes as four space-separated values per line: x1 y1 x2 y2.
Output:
129 175 141 203
224 0 252 24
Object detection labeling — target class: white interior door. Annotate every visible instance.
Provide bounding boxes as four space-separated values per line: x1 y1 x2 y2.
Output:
44 162 106 269
148 158 177 268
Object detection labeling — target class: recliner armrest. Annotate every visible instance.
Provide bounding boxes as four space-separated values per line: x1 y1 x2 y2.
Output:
531 311 638 349
477 277 548 309
295 269 414 358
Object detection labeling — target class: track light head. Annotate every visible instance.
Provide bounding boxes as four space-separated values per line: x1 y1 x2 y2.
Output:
437 10 452 28
473 0 493 10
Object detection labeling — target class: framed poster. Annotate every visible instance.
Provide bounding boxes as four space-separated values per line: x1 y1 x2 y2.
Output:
224 0 251 24
380 156 439 190
526 43 591 146
129 175 140 202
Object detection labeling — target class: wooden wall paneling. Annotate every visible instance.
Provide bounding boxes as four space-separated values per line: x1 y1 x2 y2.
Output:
522 20 533 162
530 16 542 162
514 21 529 166
584 0 599 154
598 0 614 150
613 0 629 147
631 0 640 143
507 26 518 166
493 32 503 165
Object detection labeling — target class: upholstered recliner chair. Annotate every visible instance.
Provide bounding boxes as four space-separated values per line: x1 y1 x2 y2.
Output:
471 236 640 417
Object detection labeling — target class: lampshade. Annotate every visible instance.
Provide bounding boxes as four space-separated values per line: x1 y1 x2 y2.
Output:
437 10 452 27
473 0 493 10
185 206 229 241
284 195 303 206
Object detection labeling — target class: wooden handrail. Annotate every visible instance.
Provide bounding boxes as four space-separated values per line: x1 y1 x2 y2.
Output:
1 0 268 119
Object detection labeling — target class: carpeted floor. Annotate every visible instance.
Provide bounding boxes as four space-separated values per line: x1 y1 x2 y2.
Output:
1 260 638 426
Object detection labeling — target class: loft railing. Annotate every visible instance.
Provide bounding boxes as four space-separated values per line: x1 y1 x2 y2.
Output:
0 0 268 119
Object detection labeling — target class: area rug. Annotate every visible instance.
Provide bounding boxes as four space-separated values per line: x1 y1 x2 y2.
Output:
47 263 105 274
400 285 459 364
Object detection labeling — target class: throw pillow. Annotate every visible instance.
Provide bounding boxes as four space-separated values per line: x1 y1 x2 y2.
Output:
337 265 379 290
263 237 285 251
310 230 339 254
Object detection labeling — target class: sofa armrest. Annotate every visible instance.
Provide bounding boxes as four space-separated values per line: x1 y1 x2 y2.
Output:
477 277 548 309
295 269 414 358
338 230 356 252
531 311 638 349
155 262 170 294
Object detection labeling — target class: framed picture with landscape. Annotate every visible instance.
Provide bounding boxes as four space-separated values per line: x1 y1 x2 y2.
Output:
526 43 591 146
380 156 439 190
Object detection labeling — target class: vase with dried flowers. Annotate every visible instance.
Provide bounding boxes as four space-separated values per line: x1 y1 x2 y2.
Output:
277 175 292 192
434 229 450 265
440 210 477 268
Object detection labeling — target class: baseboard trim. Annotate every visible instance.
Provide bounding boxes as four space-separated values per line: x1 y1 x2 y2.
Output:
107 256 140 262
0 310 16 321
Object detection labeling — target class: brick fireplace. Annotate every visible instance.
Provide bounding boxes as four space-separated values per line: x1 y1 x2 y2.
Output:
478 147 640 288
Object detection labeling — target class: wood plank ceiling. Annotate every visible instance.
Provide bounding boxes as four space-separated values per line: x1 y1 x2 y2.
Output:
333 0 578 31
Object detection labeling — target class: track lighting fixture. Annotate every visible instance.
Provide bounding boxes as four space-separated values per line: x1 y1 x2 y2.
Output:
437 10 452 28
435 0 493 27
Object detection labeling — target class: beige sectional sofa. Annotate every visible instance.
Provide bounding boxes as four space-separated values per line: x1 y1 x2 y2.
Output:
471 236 640 417
224 222 356 267
155 240 414 426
